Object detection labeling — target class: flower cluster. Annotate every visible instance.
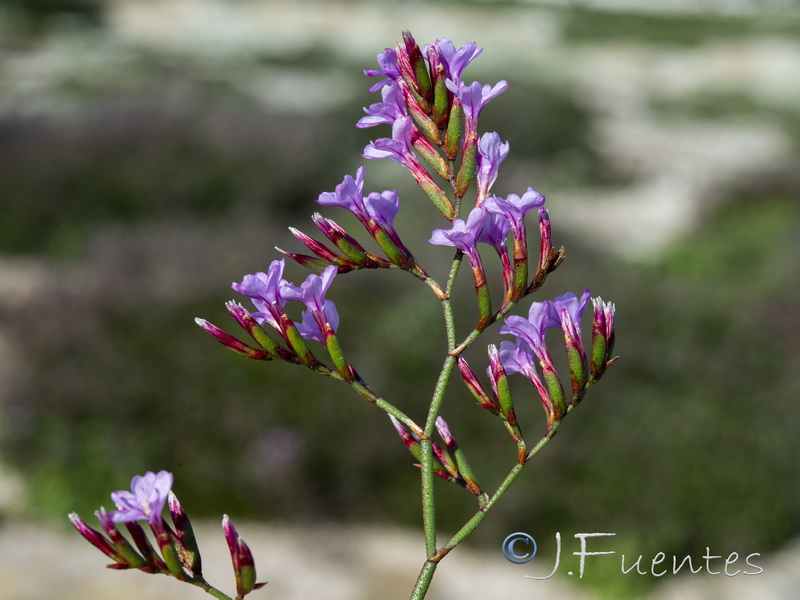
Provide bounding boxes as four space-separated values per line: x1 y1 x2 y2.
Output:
460 291 617 436
72 29 621 600
196 259 354 381
70 471 266 598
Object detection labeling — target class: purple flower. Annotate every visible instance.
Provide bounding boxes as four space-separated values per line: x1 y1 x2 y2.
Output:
362 116 417 169
318 166 367 220
445 79 508 138
497 338 537 378
551 289 592 345
295 301 340 344
231 259 288 329
476 132 510 203
429 206 488 265
498 300 558 362
476 211 510 251
364 189 399 232
318 168 403 246
109 470 173 525
364 47 401 92
357 83 406 128
280 265 337 315
430 38 482 85
482 187 545 240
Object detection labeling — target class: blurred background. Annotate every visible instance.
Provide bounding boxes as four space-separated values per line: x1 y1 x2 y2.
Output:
1 0 799 599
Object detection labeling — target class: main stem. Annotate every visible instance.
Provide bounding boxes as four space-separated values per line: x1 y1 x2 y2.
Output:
418 252 463 570
410 423 561 599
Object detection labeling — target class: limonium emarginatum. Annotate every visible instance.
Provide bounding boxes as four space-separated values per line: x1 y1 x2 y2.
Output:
71 29 620 600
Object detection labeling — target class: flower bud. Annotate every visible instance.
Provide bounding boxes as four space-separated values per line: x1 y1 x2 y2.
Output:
225 301 285 359
411 130 451 179
410 169 455 220
590 297 616 381
312 213 388 268
444 99 464 160
276 247 353 273
389 415 422 461
400 29 433 104
457 357 500 415
150 518 189 580
222 515 266 597
487 345 515 423
556 307 587 397
168 491 202 577
194 318 272 360
124 521 166 572
427 45 449 129
538 207 553 273
69 512 123 564
95 507 148 569
436 417 482 496
400 80 442 145
455 135 478 197
288 227 360 270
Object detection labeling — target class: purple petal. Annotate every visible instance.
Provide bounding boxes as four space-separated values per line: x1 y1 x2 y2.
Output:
364 190 399 229
433 38 483 84
317 167 367 219
477 132 509 197
477 212 510 250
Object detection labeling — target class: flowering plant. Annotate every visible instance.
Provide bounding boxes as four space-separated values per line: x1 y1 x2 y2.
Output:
71 30 617 600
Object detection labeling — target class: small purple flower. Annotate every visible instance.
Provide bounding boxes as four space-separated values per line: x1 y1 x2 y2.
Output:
318 167 367 220
364 47 401 92
231 259 288 329
498 299 558 363
295 301 340 344
445 79 508 139
318 168 404 250
364 189 399 232
497 338 537 378
476 211 510 252
497 338 555 424
551 289 592 345
109 470 173 525
429 206 488 265
357 83 406 128
279 265 337 315
362 116 417 169
476 132 510 203
430 38 483 85
482 188 545 240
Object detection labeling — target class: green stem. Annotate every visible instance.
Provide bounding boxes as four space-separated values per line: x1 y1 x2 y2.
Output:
186 577 234 600
410 424 561 599
349 379 424 437
419 251 463 559
410 560 437 600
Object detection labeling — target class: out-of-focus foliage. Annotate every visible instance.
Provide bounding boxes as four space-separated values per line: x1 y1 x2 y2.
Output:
1 3 799 598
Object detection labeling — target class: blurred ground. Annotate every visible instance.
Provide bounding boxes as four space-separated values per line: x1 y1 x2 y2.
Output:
1 520 799 600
